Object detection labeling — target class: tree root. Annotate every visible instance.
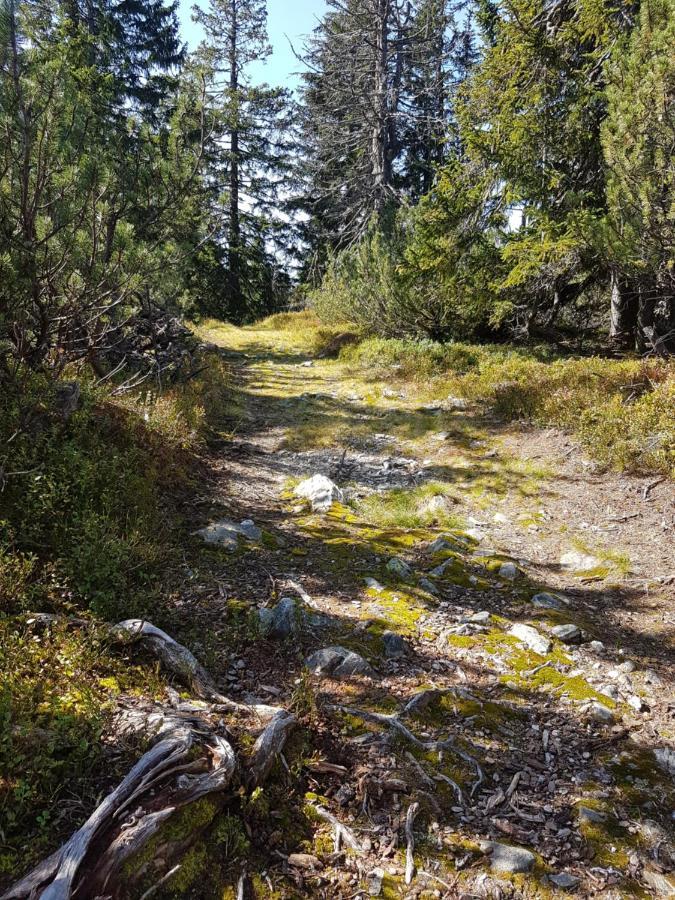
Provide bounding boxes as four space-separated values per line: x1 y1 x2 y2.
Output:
4 621 297 900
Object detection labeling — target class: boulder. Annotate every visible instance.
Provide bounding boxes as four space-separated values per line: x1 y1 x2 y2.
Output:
294 474 343 512
306 646 374 678
577 806 606 824
551 624 582 644
418 577 439 595
532 592 568 610
480 841 535 874
428 536 455 553
508 623 552 655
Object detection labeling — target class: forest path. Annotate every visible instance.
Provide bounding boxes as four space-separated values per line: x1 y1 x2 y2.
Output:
187 320 674 898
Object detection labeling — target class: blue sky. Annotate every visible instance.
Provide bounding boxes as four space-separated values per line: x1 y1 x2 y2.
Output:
178 0 327 89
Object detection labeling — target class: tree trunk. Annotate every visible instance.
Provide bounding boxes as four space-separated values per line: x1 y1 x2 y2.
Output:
228 0 243 319
609 272 638 349
372 0 391 217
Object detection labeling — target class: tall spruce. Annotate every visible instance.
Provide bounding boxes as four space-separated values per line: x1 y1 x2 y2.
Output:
193 0 293 321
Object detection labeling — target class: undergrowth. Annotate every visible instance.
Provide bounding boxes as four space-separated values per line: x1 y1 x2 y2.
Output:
342 337 674 475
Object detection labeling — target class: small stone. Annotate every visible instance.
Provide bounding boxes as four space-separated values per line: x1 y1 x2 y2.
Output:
642 867 675 898
294 474 343 512
288 852 322 870
467 611 491 624
627 694 646 711
532 592 568 610
428 536 455 553
498 562 518 580
560 550 602 573
586 702 614 724
577 806 606 824
588 640 605 653
419 494 456 517
618 660 636 673
305 646 374 678
551 624 582 644
382 630 408 658
194 519 241 549
300 360 313 367
598 683 620 701
508 623 552 655
386 557 413 580
367 868 385 896
493 512 509 524
548 873 580 891
364 577 385 593
480 841 535 874
268 597 301 640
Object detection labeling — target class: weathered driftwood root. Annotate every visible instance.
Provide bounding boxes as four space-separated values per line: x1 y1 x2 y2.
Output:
5 621 297 900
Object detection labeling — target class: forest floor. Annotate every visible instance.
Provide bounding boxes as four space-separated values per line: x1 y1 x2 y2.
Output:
157 317 674 899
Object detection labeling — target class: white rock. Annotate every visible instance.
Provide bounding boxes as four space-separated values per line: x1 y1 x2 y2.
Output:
508 623 552 655
655 747 675 776
364 577 385 593
560 549 602 572
586 702 614 724
294 474 343 511
195 517 261 548
627 694 646 711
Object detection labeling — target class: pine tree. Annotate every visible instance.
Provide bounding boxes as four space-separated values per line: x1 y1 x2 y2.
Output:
193 0 293 320
602 0 675 352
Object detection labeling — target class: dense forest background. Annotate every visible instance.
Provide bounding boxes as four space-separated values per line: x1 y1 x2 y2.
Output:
1 0 673 384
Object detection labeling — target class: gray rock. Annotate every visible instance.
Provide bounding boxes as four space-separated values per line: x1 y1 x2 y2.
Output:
257 607 274 636
418 577 439 595
508 623 552 655
532 592 568 610
447 396 468 410
238 519 262 541
195 517 262 548
617 660 636 674
465 611 491 624
268 597 301 640
586 702 614 724
551 624 582 644
306 646 374 678
548 873 580 891
642 868 675 898
294 474 344 511
577 806 606 824
382 630 408 658
654 747 675 777
498 562 518 580
480 841 535 874
598 683 620 701
429 559 453 577
367 868 385 896
588 640 605 653
386 557 412 580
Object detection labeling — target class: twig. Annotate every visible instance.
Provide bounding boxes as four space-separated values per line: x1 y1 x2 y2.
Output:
404 802 420 885
643 477 665 500
523 660 552 677
139 866 182 900
312 805 363 853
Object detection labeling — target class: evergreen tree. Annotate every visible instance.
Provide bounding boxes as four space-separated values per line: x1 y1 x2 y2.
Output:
602 0 675 352
192 0 293 320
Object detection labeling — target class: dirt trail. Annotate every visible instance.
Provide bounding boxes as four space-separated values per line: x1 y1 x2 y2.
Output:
186 323 674 898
